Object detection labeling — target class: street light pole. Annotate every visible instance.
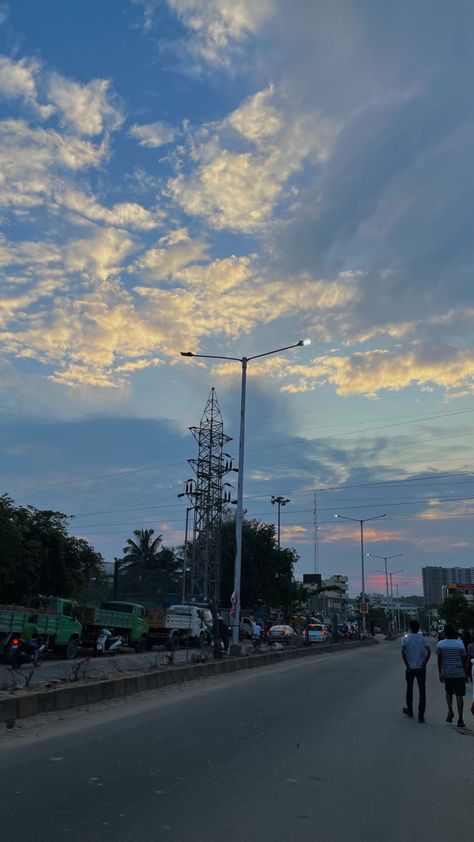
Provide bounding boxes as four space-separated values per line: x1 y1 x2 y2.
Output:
181 339 310 653
367 553 403 634
334 513 386 636
181 505 192 604
234 355 247 651
387 569 403 632
271 496 290 550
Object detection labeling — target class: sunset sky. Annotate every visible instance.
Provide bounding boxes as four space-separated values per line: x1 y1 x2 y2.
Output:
1 1 473 596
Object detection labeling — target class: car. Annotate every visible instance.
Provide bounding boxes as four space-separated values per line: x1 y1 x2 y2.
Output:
240 616 256 639
304 623 331 643
267 624 300 646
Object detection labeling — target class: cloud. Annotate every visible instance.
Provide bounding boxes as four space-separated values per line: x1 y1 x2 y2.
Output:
136 0 274 68
168 85 340 231
0 55 53 118
0 118 108 210
129 120 176 148
132 228 208 278
47 74 123 136
280 344 474 397
57 187 164 231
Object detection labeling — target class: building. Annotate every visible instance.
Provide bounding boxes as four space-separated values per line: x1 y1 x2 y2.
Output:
442 583 474 605
304 574 349 620
422 566 474 605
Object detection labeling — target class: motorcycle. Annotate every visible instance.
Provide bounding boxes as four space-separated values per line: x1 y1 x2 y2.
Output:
95 628 123 656
7 635 47 667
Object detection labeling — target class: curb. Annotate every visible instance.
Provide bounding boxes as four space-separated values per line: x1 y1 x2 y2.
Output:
0 639 377 725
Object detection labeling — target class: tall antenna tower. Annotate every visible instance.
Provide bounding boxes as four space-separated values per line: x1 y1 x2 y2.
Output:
185 389 234 604
313 491 320 573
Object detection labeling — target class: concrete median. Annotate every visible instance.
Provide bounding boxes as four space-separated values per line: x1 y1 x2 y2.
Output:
0 638 377 725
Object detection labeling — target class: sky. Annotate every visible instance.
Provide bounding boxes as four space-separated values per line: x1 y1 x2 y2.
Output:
0 0 473 598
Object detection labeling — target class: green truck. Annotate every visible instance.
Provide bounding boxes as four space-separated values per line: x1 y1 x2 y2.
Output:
0 596 82 660
78 601 149 652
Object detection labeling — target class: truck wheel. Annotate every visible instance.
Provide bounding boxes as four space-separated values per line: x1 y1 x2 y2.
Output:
65 638 79 659
134 636 147 654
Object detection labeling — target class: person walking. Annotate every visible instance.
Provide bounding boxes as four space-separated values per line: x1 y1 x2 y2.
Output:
437 624 468 728
463 632 474 682
466 638 474 682
401 619 431 723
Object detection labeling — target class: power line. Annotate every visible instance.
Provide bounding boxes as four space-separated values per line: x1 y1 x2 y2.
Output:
72 509 474 540
68 469 474 520
7 404 474 497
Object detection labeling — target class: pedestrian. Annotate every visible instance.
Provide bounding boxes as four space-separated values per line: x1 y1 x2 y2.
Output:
466 637 474 682
252 621 262 650
437 624 468 727
462 632 473 681
370 621 375 637
217 614 229 654
401 619 431 723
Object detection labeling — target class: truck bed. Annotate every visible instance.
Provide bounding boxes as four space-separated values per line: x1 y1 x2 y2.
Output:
0 608 62 635
79 607 138 629
147 611 194 631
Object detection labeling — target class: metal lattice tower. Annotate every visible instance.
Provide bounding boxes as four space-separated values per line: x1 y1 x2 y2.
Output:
185 388 234 604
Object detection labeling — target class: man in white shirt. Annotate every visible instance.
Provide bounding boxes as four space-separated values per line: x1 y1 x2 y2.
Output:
401 619 431 723
436 624 468 728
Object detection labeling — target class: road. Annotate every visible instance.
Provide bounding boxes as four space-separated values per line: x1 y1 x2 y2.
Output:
0 640 472 842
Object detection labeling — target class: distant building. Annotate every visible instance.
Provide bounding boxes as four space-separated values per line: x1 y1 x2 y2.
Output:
422 566 474 605
304 574 348 620
442 583 474 605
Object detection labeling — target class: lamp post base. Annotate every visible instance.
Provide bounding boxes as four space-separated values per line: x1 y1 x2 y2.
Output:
229 643 243 657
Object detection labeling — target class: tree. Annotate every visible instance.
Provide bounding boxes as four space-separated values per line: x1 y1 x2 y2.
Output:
219 517 299 611
0 494 106 603
438 593 474 632
118 528 182 595
367 605 389 633
122 529 163 569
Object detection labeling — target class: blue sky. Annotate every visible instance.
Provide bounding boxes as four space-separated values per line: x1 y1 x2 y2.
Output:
0 0 473 597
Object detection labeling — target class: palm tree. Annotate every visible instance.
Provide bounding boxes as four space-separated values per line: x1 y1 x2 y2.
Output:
122 529 163 570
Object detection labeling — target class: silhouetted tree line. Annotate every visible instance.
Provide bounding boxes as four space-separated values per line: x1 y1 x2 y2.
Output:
0 493 107 604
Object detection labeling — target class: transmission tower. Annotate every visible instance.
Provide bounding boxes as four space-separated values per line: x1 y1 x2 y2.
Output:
183 388 234 604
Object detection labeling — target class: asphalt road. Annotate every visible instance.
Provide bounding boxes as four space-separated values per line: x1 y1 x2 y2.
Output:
1 640 473 842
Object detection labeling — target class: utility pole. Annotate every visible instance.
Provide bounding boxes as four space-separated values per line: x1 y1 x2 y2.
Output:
367 553 403 635
313 491 320 574
177 480 201 604
387 570 403 632
334 513 386 636
271 496 290 550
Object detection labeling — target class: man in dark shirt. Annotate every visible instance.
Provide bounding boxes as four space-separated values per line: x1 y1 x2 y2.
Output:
401 620 431 722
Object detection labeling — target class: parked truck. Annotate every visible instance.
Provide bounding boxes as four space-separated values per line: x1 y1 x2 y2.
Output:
147 604 208 650
78 601 149 653
0 596 82 661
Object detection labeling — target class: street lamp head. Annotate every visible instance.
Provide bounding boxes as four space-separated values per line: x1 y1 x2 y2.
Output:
298 338 311 346
180 351 194 357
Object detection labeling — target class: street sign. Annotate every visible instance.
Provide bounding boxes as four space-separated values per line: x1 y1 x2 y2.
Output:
360 602 369 614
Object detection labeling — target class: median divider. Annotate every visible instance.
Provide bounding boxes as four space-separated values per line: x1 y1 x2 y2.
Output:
0 638 377 725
